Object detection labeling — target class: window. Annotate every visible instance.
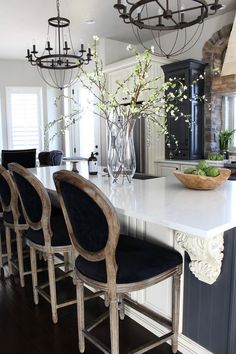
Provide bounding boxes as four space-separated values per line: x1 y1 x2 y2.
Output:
6 87 43 151
222 95 236 148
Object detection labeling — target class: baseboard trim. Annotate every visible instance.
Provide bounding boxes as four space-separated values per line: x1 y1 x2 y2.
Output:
126 307 213 354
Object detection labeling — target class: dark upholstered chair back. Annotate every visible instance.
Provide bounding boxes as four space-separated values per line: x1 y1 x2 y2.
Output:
53 170 120 283
0 165 21 224
1 149 36 169
38 150 63 167
8 163 52 242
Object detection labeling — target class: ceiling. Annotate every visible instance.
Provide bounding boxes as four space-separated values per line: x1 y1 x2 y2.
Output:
0 0 235 60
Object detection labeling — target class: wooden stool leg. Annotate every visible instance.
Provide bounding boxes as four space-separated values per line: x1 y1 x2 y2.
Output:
172 272 181 354
30 247 39 304
47 253 58 324
16 230 25 287
77 279 85 353
71 249 77 285
110 297 119 354
0 231 3 269
119 295 125 320
64 251 69 272
5 227 13 274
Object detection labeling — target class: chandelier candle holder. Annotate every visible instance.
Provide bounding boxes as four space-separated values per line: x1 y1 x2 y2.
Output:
26 0 92 90
114 0 223 58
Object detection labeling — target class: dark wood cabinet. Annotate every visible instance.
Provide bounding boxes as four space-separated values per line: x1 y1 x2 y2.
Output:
162 59 206 160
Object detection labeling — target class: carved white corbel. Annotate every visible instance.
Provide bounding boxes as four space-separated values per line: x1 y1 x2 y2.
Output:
175 231 224 284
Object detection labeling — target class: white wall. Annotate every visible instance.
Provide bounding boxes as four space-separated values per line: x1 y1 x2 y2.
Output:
102 38 135 65
0 59 60 151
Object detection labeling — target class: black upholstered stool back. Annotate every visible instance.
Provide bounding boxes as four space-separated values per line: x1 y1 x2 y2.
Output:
0 165 21 224
1 149 36 169
38 150 63 167
8 163 52 243
0 166 29 286
53 170 120 282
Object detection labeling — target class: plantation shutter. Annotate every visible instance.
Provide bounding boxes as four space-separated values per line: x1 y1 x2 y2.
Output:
6 87 43 151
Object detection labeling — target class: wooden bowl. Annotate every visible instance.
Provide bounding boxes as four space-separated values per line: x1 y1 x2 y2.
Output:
173 168 231 190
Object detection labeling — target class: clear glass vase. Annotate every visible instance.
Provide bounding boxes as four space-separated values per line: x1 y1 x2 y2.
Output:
107 114 136 183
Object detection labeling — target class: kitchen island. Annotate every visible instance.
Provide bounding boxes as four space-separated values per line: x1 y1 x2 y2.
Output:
30 162 236 354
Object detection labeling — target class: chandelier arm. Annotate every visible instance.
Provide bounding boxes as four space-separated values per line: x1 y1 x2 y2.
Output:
146 4 172 57
172 23 204 56
68 27 76 55
49 68 61 88
132 24 167 57
151 1 179 58
155 32 168 57
171 25 201 56
36 66 57 89
162 24 203 57
145 4 167 56
154 0 166 12
166 28 181 57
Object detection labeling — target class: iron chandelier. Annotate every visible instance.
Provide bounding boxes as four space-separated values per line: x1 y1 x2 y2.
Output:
114 0 223 58
26 0 92 90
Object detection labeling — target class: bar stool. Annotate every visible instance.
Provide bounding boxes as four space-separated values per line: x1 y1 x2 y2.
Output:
9 162 76 324
0 165 29 286
38 150 63 166
53 170 183 354
1 148 36 169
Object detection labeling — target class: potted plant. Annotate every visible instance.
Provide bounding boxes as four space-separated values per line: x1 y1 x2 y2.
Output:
219 129 236 159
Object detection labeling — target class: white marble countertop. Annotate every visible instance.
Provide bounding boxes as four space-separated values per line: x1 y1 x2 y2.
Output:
29 162 236 239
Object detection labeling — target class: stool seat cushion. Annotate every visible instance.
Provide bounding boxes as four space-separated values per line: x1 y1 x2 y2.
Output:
75 235 182 284
25 211 71 247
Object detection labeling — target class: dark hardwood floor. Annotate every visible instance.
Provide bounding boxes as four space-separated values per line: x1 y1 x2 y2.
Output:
0 259 182 354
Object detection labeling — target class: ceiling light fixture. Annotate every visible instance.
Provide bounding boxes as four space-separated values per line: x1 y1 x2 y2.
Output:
26 0 92 90
114 0 223 58
85 19 96 25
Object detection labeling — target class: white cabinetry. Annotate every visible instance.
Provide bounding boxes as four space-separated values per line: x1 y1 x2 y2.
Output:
156 161 199 177
158 162 180 177
107 66 133 104
105 56 171 175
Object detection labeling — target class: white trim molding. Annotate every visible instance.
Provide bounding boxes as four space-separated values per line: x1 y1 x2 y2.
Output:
175 231 224 284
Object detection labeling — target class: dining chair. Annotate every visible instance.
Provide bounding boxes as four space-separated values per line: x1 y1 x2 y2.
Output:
1 148 36 169
0 165 29 286
53 170 183 354
9 162 76 324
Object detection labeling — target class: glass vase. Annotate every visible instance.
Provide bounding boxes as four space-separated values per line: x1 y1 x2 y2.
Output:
107 114 136 183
